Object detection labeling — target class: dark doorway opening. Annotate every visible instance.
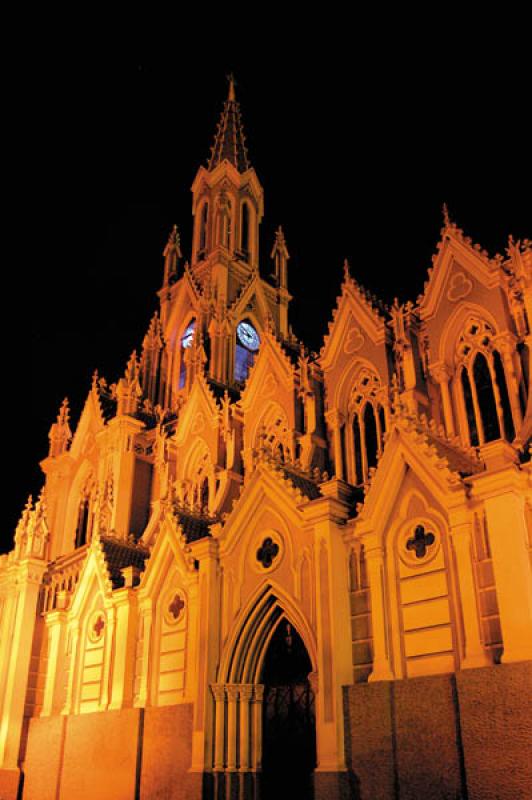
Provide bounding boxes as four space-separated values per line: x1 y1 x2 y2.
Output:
261 618 316 800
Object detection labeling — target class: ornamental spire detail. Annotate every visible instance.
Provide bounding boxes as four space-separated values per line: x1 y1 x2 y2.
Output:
208 74 251 173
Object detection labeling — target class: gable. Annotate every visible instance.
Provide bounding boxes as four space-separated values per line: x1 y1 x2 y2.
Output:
239 331 295 424
69 390 106 461
321 274 387 374
419 228 502 324
354 420 469 537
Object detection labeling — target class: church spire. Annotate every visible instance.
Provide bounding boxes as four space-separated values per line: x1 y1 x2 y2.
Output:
208 74 251 173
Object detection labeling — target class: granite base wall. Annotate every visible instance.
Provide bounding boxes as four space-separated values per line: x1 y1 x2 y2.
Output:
21 703 194 800
344 661 532 800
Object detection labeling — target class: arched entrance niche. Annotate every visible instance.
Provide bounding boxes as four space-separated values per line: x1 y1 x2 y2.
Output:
212 584 317 785
261 617 316 798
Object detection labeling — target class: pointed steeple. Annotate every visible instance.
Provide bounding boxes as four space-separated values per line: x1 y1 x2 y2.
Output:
208 74 251 173
162 224 182 287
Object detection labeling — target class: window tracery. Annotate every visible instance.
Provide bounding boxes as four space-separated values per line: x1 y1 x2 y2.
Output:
454 316 514 446
177 448 214 514
347 369 387 486
256 405 294 465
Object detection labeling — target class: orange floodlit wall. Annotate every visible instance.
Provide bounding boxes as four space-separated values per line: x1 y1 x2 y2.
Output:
0 80 531 800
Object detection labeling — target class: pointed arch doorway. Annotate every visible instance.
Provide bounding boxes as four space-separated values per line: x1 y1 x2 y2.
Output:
260 617 316 799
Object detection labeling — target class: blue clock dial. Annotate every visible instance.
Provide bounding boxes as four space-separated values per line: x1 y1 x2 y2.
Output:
181 320 196 349
237 321 260 351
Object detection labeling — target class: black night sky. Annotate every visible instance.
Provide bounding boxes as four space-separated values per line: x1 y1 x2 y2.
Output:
3 22 530 551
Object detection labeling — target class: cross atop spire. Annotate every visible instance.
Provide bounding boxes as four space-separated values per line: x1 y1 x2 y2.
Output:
208 75 251 173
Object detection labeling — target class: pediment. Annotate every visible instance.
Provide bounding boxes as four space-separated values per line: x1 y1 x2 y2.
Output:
354 418 469 536
239 331 295 413
174 372 220 447
138 510 196 600
320 277 387 372
69 389 106 461
419 228 500 322
215 462 307 558
163 276 201 348
230 274 271 324
68 542 113 619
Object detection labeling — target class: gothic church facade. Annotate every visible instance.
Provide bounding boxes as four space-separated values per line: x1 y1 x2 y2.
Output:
0 80 531 799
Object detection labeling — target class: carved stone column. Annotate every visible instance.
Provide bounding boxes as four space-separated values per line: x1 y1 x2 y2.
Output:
239 684 253 771
251 684 264 771
431 363 455 437
449 514 491 668
364 540 394 682
226 684 240 772
211 684 226 771
325 410 345 481
497 336 523 433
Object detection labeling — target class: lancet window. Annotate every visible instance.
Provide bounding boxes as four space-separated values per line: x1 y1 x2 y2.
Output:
348 369 387 486
240 201 250 262
198 201 209 258
455 317 515 446
179 318 196 389
75 475 95 548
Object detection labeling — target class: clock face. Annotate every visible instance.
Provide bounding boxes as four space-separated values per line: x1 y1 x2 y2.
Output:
181 320 196 349
237 321 260 351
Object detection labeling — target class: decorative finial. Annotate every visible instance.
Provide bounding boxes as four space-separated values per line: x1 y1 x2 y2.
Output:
343 258 351 282
227 73 237 102
58 398 70 425
442 203 451 227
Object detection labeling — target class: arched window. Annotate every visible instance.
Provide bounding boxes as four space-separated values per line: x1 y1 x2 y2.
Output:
234 320 260 383
240 202 250 261
455 317 517 446
75 497 90 548
348 368 387 486
473 353 500 442
179 319 196 389
198 202 208 256
363 403 379 471
493 351 515 441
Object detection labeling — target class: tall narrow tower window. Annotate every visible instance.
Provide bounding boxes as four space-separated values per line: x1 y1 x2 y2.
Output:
235 320 260 383
75 497 90 548
179 319 196 389
240 202 250 261
198 203 209 256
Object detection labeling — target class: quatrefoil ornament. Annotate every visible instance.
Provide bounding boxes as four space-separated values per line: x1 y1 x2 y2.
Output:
406 525 435 559
256 537 280 569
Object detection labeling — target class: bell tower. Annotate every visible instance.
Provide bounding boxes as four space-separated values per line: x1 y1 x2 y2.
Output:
190 75 264 306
